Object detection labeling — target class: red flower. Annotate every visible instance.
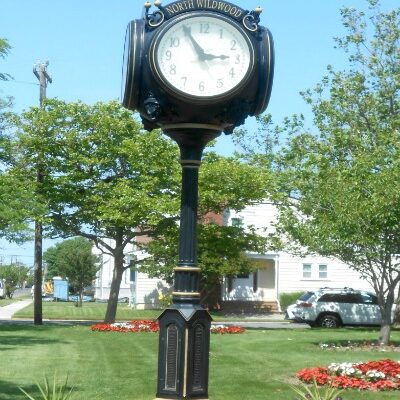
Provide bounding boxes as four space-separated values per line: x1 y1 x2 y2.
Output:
297 360 400 391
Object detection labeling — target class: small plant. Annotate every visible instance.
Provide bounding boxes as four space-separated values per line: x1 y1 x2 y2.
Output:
19 374 74 400
291 379 343 400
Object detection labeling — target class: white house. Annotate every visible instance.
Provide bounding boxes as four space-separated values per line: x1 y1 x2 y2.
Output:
93 241 170 309
221 201 373 312
94 201 373 311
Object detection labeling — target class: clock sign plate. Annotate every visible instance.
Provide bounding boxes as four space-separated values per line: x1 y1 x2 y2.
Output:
162 0 246 21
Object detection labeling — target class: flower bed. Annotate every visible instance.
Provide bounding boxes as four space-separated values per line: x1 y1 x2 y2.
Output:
91 320 159 333
91 320 245 334
297 359 400 391
210 325 245 334
319 340 400 352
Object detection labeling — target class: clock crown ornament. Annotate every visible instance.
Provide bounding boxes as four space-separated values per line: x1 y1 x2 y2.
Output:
122 0 274 133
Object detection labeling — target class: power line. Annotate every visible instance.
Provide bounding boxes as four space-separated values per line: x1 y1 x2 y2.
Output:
2 79 39 86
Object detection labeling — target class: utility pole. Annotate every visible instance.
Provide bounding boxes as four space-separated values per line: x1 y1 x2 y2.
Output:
32 61 52 325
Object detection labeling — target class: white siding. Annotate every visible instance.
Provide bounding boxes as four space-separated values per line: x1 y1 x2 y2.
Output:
93 241 170 309
225 201 374 301
277 253 373 294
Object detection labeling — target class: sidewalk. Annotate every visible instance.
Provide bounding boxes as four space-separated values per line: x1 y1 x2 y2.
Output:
0 299 32 320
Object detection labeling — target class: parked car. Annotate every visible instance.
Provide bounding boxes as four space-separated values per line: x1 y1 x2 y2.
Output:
285 287 395 328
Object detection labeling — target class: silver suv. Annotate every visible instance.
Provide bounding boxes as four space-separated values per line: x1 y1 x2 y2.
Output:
285 287 392 328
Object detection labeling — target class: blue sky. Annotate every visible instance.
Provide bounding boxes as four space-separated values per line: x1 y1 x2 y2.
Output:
0 0 396 264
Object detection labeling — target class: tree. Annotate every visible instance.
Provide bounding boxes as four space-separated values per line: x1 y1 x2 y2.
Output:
0 37 12 133
13 99 270 322
0 38 34 243
13 99 181 322
237 0 399 345
43 238 99 306
0 38 12 82
0 263 29 298
140 152 271 309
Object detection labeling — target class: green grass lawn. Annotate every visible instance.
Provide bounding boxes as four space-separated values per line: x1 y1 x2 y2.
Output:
13 302 275 322
0 324 399 399
14 302 162 321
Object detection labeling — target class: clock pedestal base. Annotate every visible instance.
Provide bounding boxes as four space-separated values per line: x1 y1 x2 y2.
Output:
156 306 212 400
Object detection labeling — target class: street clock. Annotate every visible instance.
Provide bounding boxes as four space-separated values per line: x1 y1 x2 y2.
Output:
122 0 274 133
121 2 275 399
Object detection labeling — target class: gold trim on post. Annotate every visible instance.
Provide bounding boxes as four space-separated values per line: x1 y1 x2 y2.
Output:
172 291 201 297
180 159 202 166
174 267 201 272
183 328 189 397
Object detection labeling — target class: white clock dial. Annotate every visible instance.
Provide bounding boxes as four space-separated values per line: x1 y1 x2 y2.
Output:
152 15 253 98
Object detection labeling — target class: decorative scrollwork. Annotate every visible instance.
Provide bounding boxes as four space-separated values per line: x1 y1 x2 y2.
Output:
242 8 262 32
148 10 165 27
144 2 165 28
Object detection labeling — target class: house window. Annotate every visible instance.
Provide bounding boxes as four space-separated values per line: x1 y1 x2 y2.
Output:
319 264 328 279
302 264 312 279
231 217 244 228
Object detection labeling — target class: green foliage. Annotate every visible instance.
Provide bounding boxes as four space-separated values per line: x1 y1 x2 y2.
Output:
291 380 343 400
0 263 29 298
12 99 181 322
279 291 305 311
140 150 271 307
0 172 36 242
43 238 99 306
19 374 74 400
0 37 12 81
237 0 400 345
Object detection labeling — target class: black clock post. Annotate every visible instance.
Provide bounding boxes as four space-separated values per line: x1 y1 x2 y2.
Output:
121 2 274 399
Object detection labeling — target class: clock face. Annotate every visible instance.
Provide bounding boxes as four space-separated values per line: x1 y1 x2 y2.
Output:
151 14 254 99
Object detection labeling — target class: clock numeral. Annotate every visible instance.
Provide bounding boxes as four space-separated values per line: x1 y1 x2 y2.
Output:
169 38 180 47
229 68 235 78
219 29 223 39
231 40 237 51
170 64 177 75
200 23 210 34
199 81 205 92
181 77 187 87
165 50 172 61
235 55 240 64
217 79 223 88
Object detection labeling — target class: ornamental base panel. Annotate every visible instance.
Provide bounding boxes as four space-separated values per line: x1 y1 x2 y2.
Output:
156 306 212 400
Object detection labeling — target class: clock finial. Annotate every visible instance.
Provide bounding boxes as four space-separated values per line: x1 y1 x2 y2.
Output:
255 6 263 14
154 0 162 7
144 1 151 9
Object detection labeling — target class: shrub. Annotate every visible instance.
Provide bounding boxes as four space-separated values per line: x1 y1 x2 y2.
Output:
279 291 305 311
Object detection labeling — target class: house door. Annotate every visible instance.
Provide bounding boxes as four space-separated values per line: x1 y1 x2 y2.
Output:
254 259 276 300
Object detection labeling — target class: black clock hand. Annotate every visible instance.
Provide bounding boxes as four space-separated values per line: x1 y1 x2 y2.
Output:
203 53 230 61
183 25 206 60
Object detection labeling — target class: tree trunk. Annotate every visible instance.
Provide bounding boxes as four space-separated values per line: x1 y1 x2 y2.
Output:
79 286 83 308
378 291 395 346
200 278 222 311
104 247 124 323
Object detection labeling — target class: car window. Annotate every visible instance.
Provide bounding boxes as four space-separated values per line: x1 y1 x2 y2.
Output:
317 293 342 302
298 292 314 301
361 293 378 305
341 293 363 303
317 293 362 303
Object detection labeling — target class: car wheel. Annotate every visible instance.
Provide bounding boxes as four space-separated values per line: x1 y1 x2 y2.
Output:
318 314 341 328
